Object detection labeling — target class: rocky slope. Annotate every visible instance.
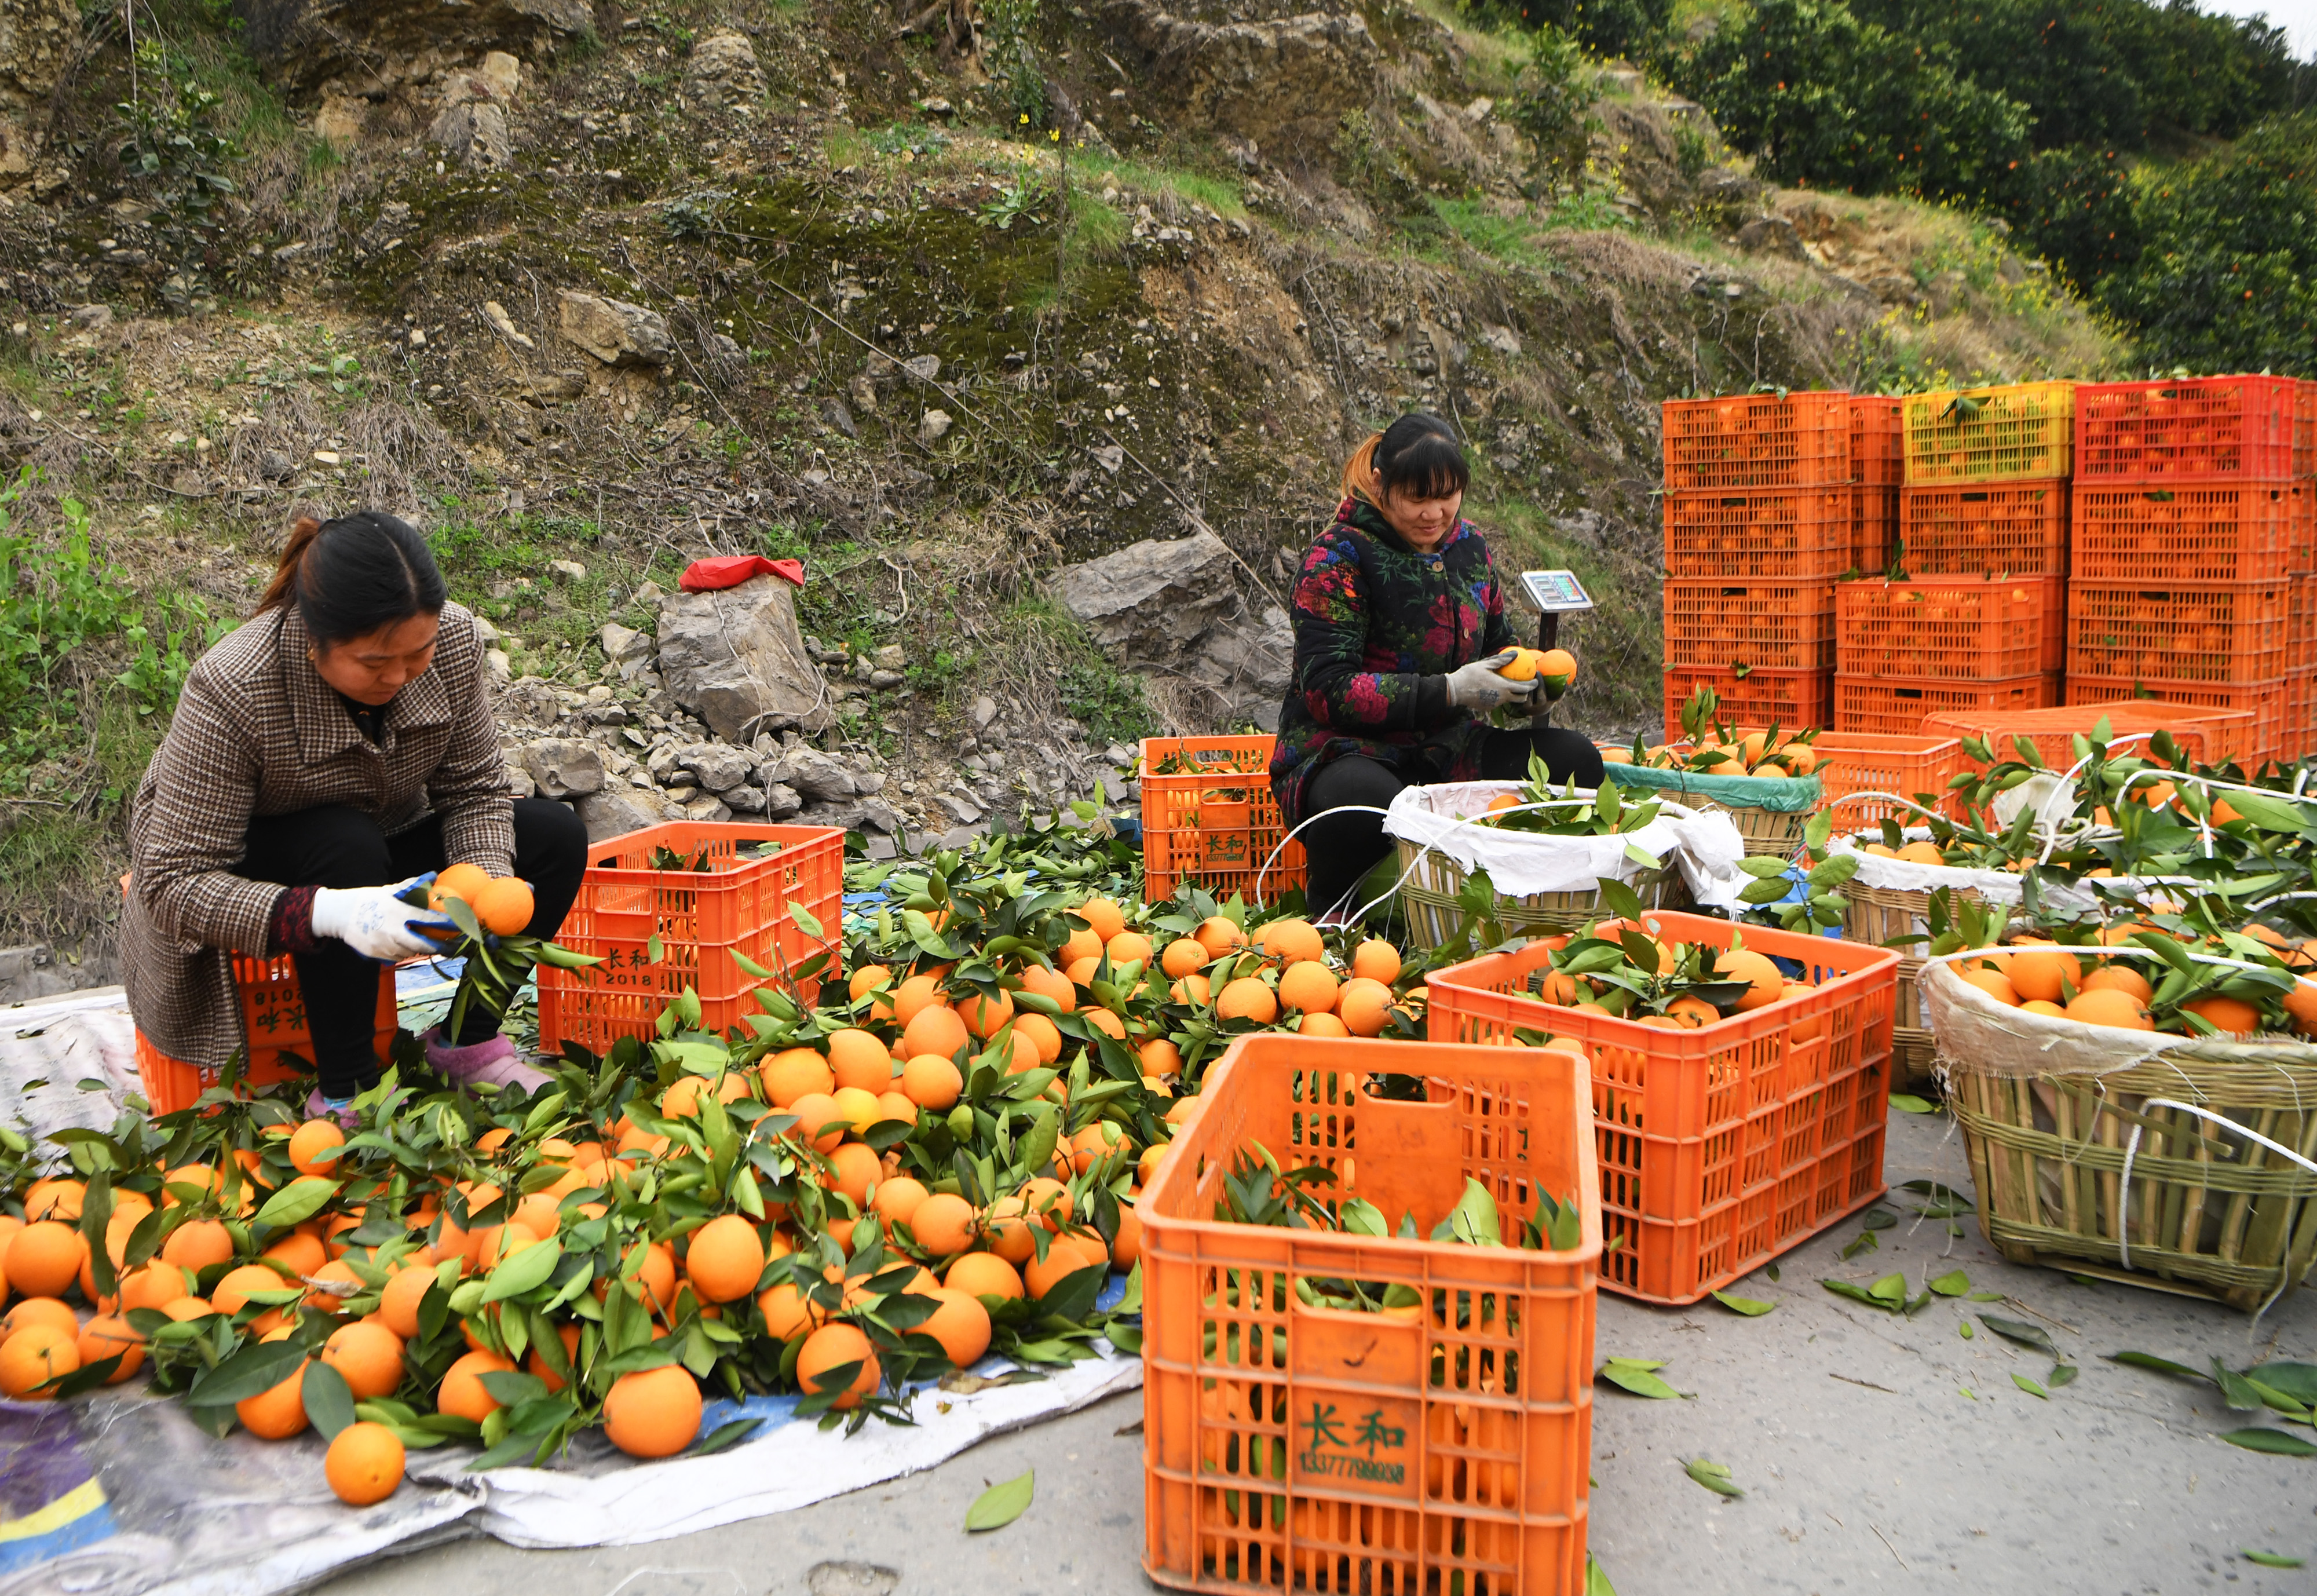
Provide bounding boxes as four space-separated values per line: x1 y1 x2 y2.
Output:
0 0 2125 988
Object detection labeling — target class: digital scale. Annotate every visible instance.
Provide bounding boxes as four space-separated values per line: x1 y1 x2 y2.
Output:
1518 569 1593 725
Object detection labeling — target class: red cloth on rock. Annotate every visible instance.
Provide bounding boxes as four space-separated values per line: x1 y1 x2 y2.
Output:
679 556 805 592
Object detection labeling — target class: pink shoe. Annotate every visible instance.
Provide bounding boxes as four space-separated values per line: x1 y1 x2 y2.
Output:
425 1029 551 1094
303 1090 361 1130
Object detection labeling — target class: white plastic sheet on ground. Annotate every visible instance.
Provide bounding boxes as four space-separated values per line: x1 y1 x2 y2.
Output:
1383 780 1749 911
0 988 1142 1596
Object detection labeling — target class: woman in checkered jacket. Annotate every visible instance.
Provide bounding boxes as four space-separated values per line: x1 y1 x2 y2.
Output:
121 511 588 1122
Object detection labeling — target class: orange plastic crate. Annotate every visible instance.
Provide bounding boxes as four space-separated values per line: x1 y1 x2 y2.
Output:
1922 700 2254 772
1661 579 1837 673
1139 1034 1599 1596
1808 731 1966 832
2074 375 2304 483
1141 736 1304 906
536 821 843 1054
1836 575 2061 680
1427 911 1897 1305
1662 487 1856 579
2066 580 2292 685
1661 666 1830 742
137 958 397 1115
1834 673 2055 736
2063 677 2291 768
1662 391 1851 491
1851 397 1904 488
1851 485 1899 572
1902 382 2075 484
2070 481 2312 583
1898 482 2069 576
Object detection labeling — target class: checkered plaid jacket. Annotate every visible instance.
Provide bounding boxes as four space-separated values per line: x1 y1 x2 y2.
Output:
122 601 513 1068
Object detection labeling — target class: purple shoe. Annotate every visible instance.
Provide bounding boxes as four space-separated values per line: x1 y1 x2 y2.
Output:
303 1090 361 1130
425 1029 551 1094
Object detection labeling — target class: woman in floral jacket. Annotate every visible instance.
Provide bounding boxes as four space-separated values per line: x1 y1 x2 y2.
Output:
1270 414 1602 917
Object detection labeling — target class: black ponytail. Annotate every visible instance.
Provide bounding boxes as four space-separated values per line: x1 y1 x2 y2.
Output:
1343 412 1469 505
254 510 446 647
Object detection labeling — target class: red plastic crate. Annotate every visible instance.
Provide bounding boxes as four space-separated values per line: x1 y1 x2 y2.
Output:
1834 673 2055 736
2063 676 2291 768
1139 1035 1600 1596
1426 911 1898 1305
1851 397 1904 488
1898 482 2069 576
1661 580 1837 673
536 822 844 1054
2074 375 2304 483
1661 666 1831 742
1837 575 2061 680
1662 391 1851 491
137 958 397 1115
2066 581 2292 685
2071 481 2312 583
1851 486 1899 573
1923 700 2256 772
1140 736 1306 906
1662 488 1856 579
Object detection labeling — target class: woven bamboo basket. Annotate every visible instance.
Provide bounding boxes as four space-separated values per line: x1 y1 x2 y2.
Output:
1716 803 1815 859
1950 1049 2317 1310
1839 879 1981 1087
1393 839 1686 951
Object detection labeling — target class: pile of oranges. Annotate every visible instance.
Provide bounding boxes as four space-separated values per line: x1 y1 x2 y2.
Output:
0 881 1431 1510
1946 926 2317 1039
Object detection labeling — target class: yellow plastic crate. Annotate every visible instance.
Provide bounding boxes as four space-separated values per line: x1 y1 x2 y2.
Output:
1902 382 2076 485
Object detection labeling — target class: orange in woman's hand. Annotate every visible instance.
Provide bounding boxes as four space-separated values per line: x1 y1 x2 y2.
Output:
471 877 536 937
432 862 491 910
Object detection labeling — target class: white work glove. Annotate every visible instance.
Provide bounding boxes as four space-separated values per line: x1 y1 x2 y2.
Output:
1445 650 1537 711
310 874 455 961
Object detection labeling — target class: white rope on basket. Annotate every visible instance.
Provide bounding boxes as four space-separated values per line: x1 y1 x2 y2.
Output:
2116 1099 2317 1273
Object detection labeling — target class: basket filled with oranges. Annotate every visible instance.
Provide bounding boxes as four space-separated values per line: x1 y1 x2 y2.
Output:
1602 688 1826 857
1382 758 1742 951
1915 902 2317 1310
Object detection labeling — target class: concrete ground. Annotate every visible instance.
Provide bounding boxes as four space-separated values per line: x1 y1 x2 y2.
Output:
320 1108 2317 1596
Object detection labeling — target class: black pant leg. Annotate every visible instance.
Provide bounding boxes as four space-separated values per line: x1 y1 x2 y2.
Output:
1301 756 1410 915
239 806 401 1098
1478 726 1607 787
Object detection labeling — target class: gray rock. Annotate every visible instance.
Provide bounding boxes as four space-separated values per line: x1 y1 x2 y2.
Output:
868 669 905 691
937 792 984 825
919 409 953 445
633 580 666 608
656 575 832 742
522 738 605 799
558 291 674 368
550 558 587 582
506 764 536 800
485 648 512 684
600 622 652 664
66 302 111 330
572 784 681 841
427 97 511 168
799 798 900 834
767 746 858 803
1736 213 1808 262
680 793 734 823
685 29 765 107
864 833 898 860
679 742 755 794
763 781 803 819
971 695 999 729
1104 0 1378 158
723 782 769 813
871 644 906 672
1051 529 1291 720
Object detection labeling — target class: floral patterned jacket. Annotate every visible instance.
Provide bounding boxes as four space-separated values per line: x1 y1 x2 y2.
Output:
1269 498 1514 826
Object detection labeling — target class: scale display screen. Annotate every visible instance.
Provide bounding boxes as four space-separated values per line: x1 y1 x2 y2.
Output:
1519 569 1594 612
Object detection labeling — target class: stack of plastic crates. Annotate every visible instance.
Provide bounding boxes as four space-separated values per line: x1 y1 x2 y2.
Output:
1661 392 1889 738
1844 385 2075 735
2069 376 2315 766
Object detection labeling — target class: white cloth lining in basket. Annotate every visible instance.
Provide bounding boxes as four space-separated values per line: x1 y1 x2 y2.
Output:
1382 781 1749 910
